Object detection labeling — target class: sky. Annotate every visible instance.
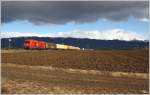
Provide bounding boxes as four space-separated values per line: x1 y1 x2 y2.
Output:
1 1 149 41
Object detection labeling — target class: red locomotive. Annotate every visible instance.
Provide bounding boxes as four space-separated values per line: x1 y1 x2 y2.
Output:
24 39 46 49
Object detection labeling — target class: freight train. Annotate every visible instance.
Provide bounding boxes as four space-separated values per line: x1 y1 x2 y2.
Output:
24 39 80 50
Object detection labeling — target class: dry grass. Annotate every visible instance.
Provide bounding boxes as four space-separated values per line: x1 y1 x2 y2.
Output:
2 78 76 94
2 78 148 94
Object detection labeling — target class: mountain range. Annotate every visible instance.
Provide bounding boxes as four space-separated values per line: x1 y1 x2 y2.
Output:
1 37 149 49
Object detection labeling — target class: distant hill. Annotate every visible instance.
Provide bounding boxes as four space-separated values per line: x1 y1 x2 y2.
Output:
1 37 149 49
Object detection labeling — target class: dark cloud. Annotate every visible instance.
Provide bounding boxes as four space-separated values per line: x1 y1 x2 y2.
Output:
1 1 149 24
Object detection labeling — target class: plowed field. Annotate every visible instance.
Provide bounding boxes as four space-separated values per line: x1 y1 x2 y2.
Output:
2 49 149 73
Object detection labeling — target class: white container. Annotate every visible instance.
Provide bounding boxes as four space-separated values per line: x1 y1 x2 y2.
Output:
56 44 68 49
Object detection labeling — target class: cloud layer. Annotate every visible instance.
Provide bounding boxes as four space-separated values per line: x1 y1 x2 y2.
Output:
1 29 145 41
2 1 148 24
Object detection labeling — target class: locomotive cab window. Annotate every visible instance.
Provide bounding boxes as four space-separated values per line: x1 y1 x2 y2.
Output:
25 41 30 44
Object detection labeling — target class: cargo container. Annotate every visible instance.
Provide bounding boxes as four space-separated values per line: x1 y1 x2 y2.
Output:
68 46 80 50
56 44 69 49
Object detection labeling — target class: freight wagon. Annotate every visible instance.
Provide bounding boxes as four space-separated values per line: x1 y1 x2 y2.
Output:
68 46 80 50
46 43 56 49
24 39 80 50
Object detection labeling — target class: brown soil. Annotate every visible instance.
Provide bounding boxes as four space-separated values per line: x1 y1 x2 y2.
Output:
1 49 149 73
